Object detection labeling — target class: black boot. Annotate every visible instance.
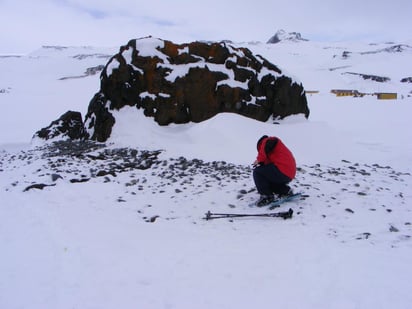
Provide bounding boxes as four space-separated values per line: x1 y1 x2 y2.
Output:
256 194 275 207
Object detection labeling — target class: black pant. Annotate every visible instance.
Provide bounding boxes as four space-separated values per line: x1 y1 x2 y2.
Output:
253 163 291 195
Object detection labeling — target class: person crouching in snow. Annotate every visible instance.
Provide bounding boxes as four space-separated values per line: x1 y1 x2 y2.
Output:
253 135 296 206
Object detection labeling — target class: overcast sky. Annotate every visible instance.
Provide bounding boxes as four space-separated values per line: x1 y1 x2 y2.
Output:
1 0 411 54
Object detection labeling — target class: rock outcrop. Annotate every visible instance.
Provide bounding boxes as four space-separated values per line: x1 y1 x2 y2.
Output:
33 110 87 141
84 37 309 142
343 72 391 83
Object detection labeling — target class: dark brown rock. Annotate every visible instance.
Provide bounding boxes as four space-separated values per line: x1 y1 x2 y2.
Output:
84 37 309 142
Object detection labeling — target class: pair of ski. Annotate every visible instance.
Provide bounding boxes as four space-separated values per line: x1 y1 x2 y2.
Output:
204 208 293 221
204 193 302 221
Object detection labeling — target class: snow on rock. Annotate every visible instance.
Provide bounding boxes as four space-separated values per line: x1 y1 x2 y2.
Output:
83 36 309 141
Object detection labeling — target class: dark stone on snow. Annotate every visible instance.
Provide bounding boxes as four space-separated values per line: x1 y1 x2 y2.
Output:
51 174 63 181
70 178 90 183
96 170 117 177
23 183 56 192
401 77 412 83
389 225 399 232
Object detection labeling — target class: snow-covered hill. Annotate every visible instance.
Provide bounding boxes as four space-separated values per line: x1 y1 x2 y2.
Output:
267 29 309 43
249 39 412 95
0 39 411 309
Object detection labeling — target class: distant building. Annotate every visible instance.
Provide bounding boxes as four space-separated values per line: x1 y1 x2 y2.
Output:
331 89 364 97
375 92 397 100
305 90 319 95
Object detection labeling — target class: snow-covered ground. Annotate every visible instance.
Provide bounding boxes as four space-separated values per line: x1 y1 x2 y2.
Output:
0 40 411 309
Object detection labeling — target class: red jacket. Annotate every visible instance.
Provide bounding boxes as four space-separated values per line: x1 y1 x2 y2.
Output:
256 136 296 180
